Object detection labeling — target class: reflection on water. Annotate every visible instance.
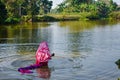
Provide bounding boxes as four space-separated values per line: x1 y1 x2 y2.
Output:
0 20 120 80
36 66 51 79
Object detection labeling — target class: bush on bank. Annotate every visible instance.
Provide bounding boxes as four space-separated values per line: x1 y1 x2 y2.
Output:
5 17 21 24
109 11 120 19
21 11 120 22
33 15 57 22
22 14 80 22
2 11 120 24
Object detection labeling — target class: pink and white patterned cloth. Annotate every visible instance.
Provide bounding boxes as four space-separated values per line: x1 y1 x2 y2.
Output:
36 41 51 64
18 41 52 74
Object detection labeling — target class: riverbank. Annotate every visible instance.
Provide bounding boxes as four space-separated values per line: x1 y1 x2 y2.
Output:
3 11 120 24
109 11 120 19
22 14 80 22
22 11 120 22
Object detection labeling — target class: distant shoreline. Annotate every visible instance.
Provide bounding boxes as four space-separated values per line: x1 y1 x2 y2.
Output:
22 11 120 22
2 11 120 25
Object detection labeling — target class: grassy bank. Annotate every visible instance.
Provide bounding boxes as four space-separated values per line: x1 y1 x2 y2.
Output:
23 12 120 22
8 11 120 23
21 13 98 22
22 14 80 22
109 11 120 19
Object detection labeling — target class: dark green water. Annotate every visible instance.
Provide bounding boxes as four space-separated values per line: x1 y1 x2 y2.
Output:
0 20 120 80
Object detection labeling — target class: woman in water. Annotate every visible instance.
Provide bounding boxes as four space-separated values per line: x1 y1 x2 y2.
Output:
18 41 54 73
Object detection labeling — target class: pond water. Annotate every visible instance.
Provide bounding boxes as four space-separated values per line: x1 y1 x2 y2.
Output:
0 20 120 80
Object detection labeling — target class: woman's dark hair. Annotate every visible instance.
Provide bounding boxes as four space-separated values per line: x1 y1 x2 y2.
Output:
51 53 55 57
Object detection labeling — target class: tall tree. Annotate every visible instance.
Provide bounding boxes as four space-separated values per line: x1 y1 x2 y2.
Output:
38 0 53 14
109 0 117 11
1 0 14 17
57 0 94 13
1 0 53 19
57 3 66 13
1 0 24 17
96 1 110 18
21 0 52 15
0 0 7 24
21 0 29 15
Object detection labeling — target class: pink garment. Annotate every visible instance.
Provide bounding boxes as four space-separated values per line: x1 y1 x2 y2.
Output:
18 69 33 74
36 41 51 64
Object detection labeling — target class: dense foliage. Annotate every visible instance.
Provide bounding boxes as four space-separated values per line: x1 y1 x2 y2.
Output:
0 0 120 24
0 0 53 23
0 0 7 24
56 0 119 19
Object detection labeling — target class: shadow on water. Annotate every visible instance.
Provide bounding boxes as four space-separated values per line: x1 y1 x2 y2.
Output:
0 20 120 79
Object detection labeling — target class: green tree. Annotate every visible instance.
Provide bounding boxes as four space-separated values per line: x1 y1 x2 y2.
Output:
96 1 110 18
21 0 39 16
38 0 53 14
0 0 7 24
1 0 15 17
21 0 29 15
80 3 88 12
30 0 39 15
109 0 117 11
21 0 52 15
16 0 24 17
56 0 95 13
1 0 24 17
57 3 66 13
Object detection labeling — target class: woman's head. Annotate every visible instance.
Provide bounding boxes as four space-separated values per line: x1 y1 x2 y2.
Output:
51 53 55 57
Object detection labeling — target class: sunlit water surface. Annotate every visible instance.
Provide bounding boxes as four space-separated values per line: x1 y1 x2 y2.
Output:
0 20 120 80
